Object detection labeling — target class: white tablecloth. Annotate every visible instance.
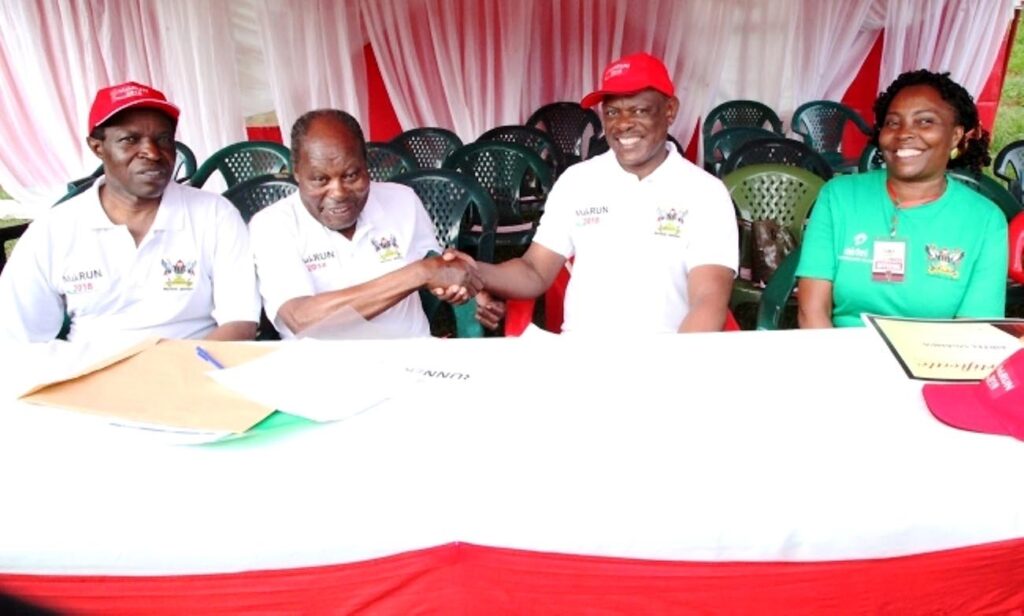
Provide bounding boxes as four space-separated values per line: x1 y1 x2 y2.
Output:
2 328 1023 575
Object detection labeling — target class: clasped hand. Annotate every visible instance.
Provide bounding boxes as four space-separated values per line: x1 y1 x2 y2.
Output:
425 250 482 304
426 250 504 331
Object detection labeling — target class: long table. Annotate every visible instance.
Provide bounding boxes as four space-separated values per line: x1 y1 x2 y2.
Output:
2 328 1023 613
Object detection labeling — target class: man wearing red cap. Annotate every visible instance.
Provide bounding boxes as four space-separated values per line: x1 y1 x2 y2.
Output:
450 53 737 334
0 81 260 342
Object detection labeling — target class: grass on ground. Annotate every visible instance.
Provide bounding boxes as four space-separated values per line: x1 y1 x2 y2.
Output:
991 22 1024 162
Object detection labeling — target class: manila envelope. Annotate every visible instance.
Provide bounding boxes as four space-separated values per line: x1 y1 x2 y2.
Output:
20 339 277 433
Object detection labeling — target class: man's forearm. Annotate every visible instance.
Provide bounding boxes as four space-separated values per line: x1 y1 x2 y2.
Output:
278 260 432 334
476 260 550 299
205 321 258 341
678 301 728 333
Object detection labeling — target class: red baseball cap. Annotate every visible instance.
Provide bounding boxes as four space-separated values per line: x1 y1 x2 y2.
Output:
88 81 180 134
580 52 675 109
922 348 1024 440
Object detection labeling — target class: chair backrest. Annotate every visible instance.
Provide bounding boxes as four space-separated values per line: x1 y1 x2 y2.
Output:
948 169 1024 223
389 128 463 170
703 99 783 147
857 143 885 173
55 165 104 205
720 136 834 180
0 221 29 274
221 172 299 223
190 141 292 189
173 141 197 183
478 125 565 178
705 127 778 175
366 142 416 182
791 100 872 164
443 141 554 228
724 163 825 244
755 245 802 330
1010 212 1024 285
393 169 498 264
993 139 1024 204
526 102 602 165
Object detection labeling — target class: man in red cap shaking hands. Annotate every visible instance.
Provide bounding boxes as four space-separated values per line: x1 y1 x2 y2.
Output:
0 81 260 342
447 53 737 334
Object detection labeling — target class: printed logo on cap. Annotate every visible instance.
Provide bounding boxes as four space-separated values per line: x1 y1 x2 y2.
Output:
111 84 151 101
605 61 630 79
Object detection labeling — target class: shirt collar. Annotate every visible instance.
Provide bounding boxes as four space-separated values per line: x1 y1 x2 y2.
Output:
78 177 184 231
603 142 681 183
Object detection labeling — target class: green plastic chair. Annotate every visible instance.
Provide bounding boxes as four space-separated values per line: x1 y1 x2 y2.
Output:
791 100 872 174
478 125 565 179
526 102 602 166
393 169 498 264
190 141 291 189
993 139 1024 205
390 128 463 170
755 245 802 330
857 143 884 173
948 169 1023 222
720 136 833 180
0 221 29 274
443 141 554 252
703 100 783 151
723 164 824 312
366 142 416 182
173 141 198 183
221 172 298 224
705 127 778 176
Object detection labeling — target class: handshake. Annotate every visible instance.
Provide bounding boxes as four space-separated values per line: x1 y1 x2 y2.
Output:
421 249 504 330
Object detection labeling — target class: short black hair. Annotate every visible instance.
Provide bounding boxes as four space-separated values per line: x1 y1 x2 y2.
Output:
290 109 367 165
88 108 178 141
870 69 990 173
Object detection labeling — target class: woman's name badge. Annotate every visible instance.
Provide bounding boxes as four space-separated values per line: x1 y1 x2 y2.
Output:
871 238 906 282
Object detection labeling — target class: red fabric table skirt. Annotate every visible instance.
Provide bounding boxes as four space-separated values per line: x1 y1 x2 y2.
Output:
3 539 1024 614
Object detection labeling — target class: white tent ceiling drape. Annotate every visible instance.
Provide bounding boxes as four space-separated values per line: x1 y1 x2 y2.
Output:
0 0 1015 214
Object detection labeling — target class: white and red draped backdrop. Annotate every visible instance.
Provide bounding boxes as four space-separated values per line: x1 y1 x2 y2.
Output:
0 0 1016 211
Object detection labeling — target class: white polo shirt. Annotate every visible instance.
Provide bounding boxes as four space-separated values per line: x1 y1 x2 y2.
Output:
532 147 738 334
0 180 260 343
249 182 441 339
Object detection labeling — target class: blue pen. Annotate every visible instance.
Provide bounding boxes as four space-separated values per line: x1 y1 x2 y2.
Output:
195 345 225 370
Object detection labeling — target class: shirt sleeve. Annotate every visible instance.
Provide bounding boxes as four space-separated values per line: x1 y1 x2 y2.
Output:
209 200 261 326
684 178 739 275
249 205 319 324
956 208 1008 318
531 173 575 259
796 181 838 281
0 222 67 342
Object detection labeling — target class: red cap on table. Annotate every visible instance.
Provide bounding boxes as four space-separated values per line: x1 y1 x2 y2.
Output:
88 81 180 133
922 348 1024 440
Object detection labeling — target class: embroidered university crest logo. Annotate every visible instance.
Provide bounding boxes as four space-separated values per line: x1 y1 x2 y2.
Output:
371 235 402 263
925 245 964 279
161 258 197 290
654 207 687 237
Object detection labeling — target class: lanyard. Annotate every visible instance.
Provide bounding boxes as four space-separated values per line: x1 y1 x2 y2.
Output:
885 178 946 238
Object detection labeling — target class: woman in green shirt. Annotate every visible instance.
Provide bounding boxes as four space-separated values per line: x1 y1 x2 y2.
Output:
797 69 1007 328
